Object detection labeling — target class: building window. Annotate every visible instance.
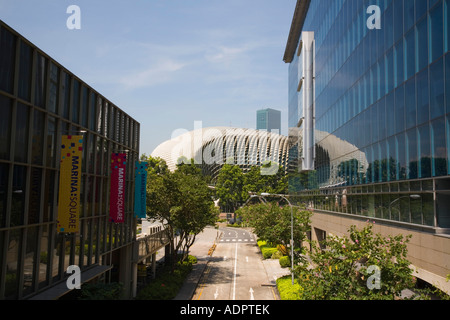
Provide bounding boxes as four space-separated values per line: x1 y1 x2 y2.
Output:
0 26 16 94
14 103 30 163
35 53 47 109
18 40 33 102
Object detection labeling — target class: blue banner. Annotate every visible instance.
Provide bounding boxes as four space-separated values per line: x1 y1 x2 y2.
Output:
134 161 148 219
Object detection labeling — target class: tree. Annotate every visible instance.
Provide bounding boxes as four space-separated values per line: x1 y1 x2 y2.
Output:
295 222 416 300
145 156 217 266
242 165 288 198
236 203 312 263
215 164 245 213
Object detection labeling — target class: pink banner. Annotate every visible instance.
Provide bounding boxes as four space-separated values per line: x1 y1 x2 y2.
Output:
110 153 127 223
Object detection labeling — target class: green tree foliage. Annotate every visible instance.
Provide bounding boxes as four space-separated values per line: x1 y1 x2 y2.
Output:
143 156 217 265
215 164 245 212
237 203 312 263
215 163 288 212
242 165 288 198
295 222 416 300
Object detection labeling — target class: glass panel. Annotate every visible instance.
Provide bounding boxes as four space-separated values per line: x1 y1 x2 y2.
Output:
38 225 52 289
0 26 16 93
407 128 418 179
410 194 423 224
390 194 400 221
397 133 407 180
23 226 38 296
11 165 27 226
31 109 45 166
18 40 33 101
0 95 12 160
430 58 445 119
418 123 431 178
422 193 435 226
43 169 55 222
35 54 47 109
405 74 416 129
393 0 404 43
431 117 447 176
404 0 415 32
14 103 30 163
416 68 429 125
416 17 428 73
416 0 428 21
81 86 88 128
28 167 42 224
0 163 9 227
446 53 450 114
430 2 444 63
72 80 80 124
48 62 59 114
89 91 96 131
46 116 56 168
61 72 71 119
5 229 21 299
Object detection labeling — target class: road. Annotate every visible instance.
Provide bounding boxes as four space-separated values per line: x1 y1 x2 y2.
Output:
192 227 278 300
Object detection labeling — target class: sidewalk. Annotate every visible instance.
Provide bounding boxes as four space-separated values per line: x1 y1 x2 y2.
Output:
173 226 220 300
173 226 290 300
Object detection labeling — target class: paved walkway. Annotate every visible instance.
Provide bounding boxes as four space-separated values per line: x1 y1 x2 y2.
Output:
173 226 290 300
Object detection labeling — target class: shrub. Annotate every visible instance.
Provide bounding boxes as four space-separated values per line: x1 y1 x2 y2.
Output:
135 256 195 300
262 247 278 259
279 255 291 268
276 276 303 300
80 282 124 300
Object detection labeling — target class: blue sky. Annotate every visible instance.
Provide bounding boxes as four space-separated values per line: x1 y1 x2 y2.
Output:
0 0 296 155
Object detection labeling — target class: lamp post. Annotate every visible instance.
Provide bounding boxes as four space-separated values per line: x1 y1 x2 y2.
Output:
260 193 295 285
389 194 421 206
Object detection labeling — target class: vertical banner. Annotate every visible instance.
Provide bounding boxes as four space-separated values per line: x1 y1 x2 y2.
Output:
134 161 148 219
57 135 83 233
110 153 127 223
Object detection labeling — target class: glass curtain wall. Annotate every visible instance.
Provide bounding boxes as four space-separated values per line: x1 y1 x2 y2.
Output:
288 0 450 229
0 22 140 299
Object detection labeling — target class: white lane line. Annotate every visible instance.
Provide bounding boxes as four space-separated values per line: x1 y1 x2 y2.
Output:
232 242 238 300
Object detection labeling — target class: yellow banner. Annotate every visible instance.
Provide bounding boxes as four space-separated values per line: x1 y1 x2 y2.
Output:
57 135 83 233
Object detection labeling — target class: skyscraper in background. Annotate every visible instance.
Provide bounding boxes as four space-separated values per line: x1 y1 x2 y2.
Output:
256 108 281 133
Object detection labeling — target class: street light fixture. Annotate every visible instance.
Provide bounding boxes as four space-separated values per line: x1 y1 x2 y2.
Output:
389 194 421 206
260 192 295 285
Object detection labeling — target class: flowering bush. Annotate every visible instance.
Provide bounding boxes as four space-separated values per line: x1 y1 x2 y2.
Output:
294 222 416 300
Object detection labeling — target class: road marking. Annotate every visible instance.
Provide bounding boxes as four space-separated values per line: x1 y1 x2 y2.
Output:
246 256 249 262
214 287 219 300
250 287 255 300
232 242 238 300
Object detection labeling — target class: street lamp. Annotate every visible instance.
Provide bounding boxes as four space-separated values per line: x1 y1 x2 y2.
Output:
389 194 421 206
260 193 295 285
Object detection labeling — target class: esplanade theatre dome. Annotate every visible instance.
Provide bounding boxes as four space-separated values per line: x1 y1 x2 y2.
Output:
151 127 289 181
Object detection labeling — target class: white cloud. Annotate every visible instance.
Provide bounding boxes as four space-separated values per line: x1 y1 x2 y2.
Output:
118 58 187 89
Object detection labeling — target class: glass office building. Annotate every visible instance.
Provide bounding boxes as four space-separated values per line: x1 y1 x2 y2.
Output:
286 0 450 231
0 20 140 299
256 108 281 133
285 0 450 292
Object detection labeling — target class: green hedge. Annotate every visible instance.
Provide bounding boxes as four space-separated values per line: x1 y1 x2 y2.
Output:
135 256 195 300
258 240 285 260
279 255 291 268
276 276 303 300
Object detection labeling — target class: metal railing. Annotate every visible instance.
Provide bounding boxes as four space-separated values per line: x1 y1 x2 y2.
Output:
135 229 171 262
